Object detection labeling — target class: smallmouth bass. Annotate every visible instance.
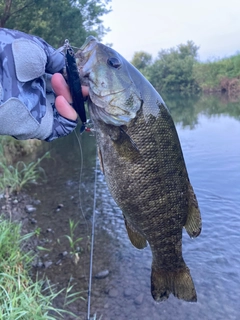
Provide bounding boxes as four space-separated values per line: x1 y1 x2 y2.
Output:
76 36 202 302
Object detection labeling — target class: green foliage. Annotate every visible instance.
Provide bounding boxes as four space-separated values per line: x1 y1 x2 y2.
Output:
0 217 84 319
1 0 111 47
65 219 82 254
131 51 152 74
193 55 240 91
177 41 199 59
63 219 83 266
131 41 200 93
0 149 50 194
131 41 240 94
0 136 42 165
0 219 59 319
0 0 32 27
148 41 200 93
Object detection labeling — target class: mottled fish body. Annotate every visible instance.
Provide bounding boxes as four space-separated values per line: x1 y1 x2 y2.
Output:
76 37 201 302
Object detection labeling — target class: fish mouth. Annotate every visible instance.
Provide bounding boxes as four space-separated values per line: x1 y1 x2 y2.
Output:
79 35 98 51
76 36 98 87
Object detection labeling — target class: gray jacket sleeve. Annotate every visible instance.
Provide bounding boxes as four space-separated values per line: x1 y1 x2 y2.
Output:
0 28 77 141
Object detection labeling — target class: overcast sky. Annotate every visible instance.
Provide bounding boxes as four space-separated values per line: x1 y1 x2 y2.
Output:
101 0 240 62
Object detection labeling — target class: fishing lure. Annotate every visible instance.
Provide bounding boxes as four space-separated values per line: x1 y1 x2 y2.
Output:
64 39 87 133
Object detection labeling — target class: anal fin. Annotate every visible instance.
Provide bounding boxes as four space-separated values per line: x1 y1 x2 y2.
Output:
123 215 147 249
185 183 202 238
97 147 104 174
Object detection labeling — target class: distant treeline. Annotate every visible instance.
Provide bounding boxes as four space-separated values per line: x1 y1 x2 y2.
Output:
1 2 239 96
131 41 240 96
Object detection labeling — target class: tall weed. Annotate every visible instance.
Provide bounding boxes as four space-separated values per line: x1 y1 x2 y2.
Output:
0 149 50 194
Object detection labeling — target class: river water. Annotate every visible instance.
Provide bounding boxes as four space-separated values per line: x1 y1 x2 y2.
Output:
27 93 240 320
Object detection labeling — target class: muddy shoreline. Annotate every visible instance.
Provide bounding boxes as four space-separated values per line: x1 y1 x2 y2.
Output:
0 190 92 319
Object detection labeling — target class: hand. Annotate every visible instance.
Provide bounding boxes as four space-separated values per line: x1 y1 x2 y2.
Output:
0 28 88 141
51 73 89 121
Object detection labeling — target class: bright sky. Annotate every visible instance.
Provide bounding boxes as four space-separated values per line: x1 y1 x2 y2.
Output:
102 0 240 62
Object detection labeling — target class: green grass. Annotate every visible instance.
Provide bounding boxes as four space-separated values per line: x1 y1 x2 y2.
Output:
0 143 50 194
0 218 58 319
65 219 83 255
0 217 84 319
0 136 42 164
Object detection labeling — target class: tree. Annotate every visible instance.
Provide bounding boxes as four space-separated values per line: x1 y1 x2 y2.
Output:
178 40 199 60
0 0 35 27
148 41 200 92
131 51 152 71
0 0 111 47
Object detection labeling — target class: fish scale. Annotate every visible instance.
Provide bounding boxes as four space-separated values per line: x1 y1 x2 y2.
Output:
77 36 202 302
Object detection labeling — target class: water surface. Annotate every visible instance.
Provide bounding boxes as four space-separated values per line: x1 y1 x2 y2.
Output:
28 94 240 319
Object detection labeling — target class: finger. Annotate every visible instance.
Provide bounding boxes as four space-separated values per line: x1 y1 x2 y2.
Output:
81 85 89 97
55 95 77 121
51 73 89 100
51 73 72 103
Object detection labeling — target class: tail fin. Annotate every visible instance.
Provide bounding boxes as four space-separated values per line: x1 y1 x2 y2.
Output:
151 264 197 302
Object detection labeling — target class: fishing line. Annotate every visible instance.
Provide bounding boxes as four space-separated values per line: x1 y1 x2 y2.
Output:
87 147 98 320
74 130 89 230
74 129 98 320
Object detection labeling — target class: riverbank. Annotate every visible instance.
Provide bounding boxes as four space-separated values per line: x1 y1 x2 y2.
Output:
193 54 240 96
0 192 64 319
0 138 86 319
0 188 89 319
131 42 240 95
0 136 42 163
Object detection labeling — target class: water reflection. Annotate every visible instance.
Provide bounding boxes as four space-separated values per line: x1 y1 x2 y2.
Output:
163 92 240 127
28 94 240 319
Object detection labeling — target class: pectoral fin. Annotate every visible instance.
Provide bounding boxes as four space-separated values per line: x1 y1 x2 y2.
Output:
123 215 147 249
119 127 139 152
184 183 202 238
107 126 140 162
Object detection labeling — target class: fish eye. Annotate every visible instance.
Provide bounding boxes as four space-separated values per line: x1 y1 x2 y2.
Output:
107 57 121 69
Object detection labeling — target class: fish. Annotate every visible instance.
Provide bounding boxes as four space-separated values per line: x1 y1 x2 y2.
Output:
76 36 202 302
